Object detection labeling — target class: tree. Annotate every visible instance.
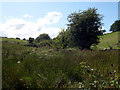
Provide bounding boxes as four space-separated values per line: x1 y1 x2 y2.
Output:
36 33 51 43
23 38 26 40
55 28 70 49
29 37 34 44
67 8 104 50
37 40 52 47
16 37 20 40
110 20 120 32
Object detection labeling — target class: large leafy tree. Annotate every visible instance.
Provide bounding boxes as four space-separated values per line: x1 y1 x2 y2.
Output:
29 37 34 44
110 20 120 32
55 28 70 49
36 33 51 43
67 8 104 49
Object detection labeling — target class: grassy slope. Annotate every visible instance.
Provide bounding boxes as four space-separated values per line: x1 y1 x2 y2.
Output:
95 31 120 49
2 37 28 45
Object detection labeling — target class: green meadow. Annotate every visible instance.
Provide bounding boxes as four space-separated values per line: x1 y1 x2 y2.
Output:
2 31 120 89
96 31 120 49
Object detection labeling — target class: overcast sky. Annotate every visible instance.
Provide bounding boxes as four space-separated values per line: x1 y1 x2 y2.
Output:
0 2 118 39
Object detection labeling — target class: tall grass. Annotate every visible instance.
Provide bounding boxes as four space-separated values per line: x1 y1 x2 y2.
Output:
2 39 119 88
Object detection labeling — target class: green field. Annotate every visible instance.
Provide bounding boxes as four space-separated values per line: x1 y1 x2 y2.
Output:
2 32 120 89
95 31 120 49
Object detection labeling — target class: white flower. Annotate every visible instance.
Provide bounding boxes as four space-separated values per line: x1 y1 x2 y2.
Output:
87 66 90 68
85 66 87 68
91 69 94 71
94 81 97 83
79 82 84 88
17 61 21 64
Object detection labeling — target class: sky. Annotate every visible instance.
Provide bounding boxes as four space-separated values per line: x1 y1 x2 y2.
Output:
0 2 118 39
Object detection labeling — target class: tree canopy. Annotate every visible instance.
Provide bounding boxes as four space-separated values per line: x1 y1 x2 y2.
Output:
36 33 51 43
67 8 104 49
29 37 34 44
110 20 120 32
54 28 70 49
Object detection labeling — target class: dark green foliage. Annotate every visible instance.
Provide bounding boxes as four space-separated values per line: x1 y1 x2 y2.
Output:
16 37 20 40
110 20 120 32
53 29 70 49
36 40 52 47
36 33 51 43
67 8 104 49
23 38 26 40
29 37 34 44
102 30 106 34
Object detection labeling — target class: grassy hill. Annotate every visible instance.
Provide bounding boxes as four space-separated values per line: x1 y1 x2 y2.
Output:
2 37 28 45
95 31 120 49
1 32 120 89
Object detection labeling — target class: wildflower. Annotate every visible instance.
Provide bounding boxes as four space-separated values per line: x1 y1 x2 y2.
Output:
17 61 21 64
87 66 90 68
91 69 94 71
83 61 86 64
84 65 87 68
94 81 97 83
115 73 117 76
94 85 96 87
79 82 84 88
92 83 94 86
111 84 114 86
80 61 86 64
114 70 116 73
79 85 82 88
116 81 118 85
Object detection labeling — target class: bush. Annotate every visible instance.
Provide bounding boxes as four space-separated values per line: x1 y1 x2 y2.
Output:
29 37 34 44
23 38 26 40
16 37 20 40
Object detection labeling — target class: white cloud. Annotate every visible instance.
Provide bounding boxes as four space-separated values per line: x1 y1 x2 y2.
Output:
45 12 62 24
40 27 62 38
24 14 33 18
37 12 62 26
0 12 62 39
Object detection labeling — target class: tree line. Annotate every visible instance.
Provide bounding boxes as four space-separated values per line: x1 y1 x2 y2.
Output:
18 8 120 50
